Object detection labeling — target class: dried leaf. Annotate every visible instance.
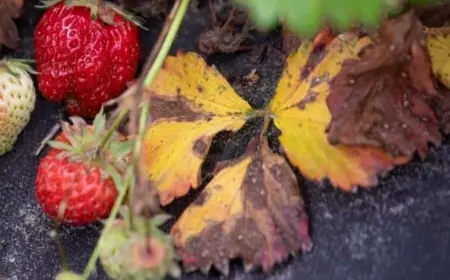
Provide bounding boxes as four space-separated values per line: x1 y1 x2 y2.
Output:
142 52 252 205
424 26 450 89
326 12 441 159
270 32 407 191
0 0 21 50
171 138 311 274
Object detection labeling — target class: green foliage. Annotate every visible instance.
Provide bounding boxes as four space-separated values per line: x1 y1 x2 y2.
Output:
233 0 442 37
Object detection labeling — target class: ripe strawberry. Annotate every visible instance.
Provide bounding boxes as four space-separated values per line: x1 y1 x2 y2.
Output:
35 112 131 225
0 59 36 155
34 0 141 118
99 207 181 280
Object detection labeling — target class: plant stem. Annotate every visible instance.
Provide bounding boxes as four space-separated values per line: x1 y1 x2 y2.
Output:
81 174 131 279
79 1 190 278
142 0 189 88
98 108 128 150
128 0 191 213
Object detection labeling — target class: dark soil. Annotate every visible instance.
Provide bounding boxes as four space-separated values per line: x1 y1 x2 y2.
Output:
1 1 450 280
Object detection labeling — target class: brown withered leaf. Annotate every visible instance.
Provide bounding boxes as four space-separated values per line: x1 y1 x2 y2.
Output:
171 137 311 275
326 11 441 159
0 0 21 51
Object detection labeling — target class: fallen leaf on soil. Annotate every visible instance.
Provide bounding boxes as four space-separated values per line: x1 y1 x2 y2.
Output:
270 32 407 191
424 26 450 89
142 52 252 205
171 137 311 274
0 0 21 50
327 12 441 159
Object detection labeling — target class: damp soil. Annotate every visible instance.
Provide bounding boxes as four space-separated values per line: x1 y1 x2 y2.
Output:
1 1 450 280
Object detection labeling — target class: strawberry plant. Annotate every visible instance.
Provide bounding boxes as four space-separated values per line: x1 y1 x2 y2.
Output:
3 0 450 279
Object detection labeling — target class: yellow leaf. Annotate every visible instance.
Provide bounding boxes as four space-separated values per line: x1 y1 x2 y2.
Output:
424 27 450 89
270 35 406 190
171 138 311 274
142 52 252 205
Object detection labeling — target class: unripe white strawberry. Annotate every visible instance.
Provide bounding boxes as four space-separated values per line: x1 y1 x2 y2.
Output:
0 59 36 155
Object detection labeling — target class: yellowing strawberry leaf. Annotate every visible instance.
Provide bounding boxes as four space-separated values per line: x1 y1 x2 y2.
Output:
142 52 252 205
424 26 450 89
171 138 311 274
0 0 21 50
269 34 408 191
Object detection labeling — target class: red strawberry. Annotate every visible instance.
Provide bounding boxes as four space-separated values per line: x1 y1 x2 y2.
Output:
34 0 141 118
35 112 131 225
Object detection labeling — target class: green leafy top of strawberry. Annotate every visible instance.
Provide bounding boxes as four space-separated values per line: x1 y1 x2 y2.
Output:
36 0 146 29
0 59 37 78
47 109 133 188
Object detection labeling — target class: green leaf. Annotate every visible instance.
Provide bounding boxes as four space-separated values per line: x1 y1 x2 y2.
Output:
151 213 172 227
48 140 74 152
109 139 133 159
360 0 384 30
233 0 415 38
93 107 106 137
283 0 323 37
246 0 280 30
104 164 123 189
327 0 359 31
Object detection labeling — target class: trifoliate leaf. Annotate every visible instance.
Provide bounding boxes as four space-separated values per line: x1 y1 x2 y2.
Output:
141 51 252 205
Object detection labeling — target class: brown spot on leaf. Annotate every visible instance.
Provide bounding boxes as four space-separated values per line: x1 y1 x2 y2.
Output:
296 91 318 110
242 157 267 209
192 137 208 157
151 94 212 122
196 85 204 93
326 12 441 159
193 189 210 206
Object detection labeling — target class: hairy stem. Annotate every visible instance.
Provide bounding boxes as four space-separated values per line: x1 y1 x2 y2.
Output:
81 173 131 279
79 1 190 278
128 0 191 215
98 108 128 150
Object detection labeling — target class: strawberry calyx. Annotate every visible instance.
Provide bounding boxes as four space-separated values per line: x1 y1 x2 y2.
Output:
47 109 132 187
36 0 146 29
0 58 37 78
